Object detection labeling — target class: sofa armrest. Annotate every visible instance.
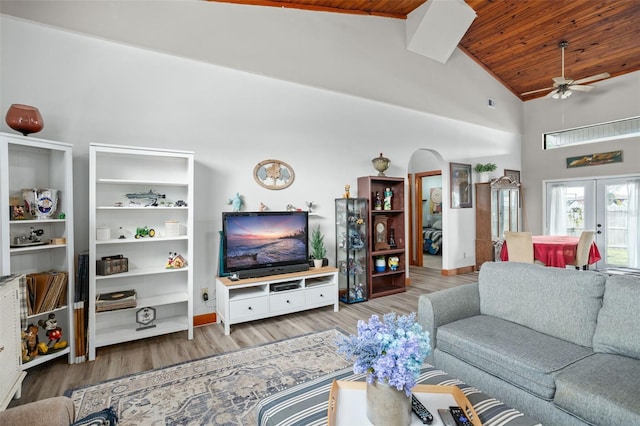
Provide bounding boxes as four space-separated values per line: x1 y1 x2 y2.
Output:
418 282 480 361
0 396 74 426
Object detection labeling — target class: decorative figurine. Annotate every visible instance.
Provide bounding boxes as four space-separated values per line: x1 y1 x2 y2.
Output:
228 192 243 212
125 190 166 207
374 191 382 210
12 227 45 247
389 228 397 248
21 331 31 362
259 202 267 212
38 313 65 349
119 226 127 239
166 252 187 269
175 200 187 207
383 187 393 210
388 256 400 271
355 282 365 300
10 205 25 220
24 323 39 358
305 201 314 214
135 226 156 239
343 184 351 199
286 203 296 212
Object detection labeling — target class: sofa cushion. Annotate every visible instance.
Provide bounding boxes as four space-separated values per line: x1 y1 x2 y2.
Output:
478 262 606 347
593 274 640 359
436 314 594 400
553 353 640 425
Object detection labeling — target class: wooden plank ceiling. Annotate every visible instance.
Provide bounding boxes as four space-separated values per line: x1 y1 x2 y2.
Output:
210 0 640 101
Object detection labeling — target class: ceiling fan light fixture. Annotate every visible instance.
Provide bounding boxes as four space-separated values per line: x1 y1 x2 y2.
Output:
562 90 572 99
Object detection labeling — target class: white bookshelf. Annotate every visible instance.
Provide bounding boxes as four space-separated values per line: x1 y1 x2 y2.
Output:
88 143 194 361
0 133 76 367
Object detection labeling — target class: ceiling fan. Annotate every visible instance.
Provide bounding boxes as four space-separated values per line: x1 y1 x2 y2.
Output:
521 41 610 99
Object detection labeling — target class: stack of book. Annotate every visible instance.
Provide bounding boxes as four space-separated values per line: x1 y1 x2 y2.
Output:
25 271 68 315
96 289 137 312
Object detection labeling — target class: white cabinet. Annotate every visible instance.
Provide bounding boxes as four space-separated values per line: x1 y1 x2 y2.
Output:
0 133 75 368
215 267 339 335
0 275 26 410
89 144 194 360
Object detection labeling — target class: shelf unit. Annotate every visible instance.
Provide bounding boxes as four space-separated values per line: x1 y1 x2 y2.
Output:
0 133 75 368
215 267 338 335
335 198 368 303
89 144 194 360
475 178 521 270
357 176 406 298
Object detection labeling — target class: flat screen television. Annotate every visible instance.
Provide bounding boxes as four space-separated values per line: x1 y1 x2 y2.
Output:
222 211 310 279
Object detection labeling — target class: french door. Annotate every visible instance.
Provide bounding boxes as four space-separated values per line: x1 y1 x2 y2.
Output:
545 175 640 270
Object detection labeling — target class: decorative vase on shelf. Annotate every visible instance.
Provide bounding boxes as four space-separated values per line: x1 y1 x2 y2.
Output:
372 153 390 176
366 380 411 426
5 104 44 136
479 172 491 183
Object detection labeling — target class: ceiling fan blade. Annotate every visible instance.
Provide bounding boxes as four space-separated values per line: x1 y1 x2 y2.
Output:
572 72 610 85
521 86 555 96
553 76 569 85
570 84 594 92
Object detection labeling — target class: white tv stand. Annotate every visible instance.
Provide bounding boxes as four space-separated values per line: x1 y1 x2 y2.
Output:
215 267 339 335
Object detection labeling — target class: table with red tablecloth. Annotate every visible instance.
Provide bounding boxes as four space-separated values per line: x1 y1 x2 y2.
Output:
500 235 601 268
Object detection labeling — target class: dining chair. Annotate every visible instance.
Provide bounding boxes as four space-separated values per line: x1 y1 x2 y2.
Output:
572 230 596 270
504 231 534 263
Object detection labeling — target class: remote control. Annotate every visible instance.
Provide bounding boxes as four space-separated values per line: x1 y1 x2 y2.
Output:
449 406 472 426
411 394 433 424
438 409 457 426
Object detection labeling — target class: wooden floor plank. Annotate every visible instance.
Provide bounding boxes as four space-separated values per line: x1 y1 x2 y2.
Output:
9 266 478 408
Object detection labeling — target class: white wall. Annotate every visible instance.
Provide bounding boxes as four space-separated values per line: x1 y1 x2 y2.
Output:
0 1 523 134
1 16 522 315
522 72 640 234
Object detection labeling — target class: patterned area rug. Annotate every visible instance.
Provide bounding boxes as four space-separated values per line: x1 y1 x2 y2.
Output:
66 329 351 425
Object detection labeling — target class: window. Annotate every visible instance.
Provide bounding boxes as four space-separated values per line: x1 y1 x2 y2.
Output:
544 116 640 150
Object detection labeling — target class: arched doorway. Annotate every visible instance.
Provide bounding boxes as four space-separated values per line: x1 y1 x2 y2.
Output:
408 149 444 270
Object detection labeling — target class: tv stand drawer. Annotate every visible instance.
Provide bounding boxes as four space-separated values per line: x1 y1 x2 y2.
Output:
306 285 335 305
270 291 305 312
230 296 268 320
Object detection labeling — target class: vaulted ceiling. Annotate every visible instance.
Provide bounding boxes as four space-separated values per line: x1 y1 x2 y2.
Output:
211 0 640 101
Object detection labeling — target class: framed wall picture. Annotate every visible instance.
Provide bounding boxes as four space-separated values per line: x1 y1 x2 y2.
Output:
504 169 521 183
450 163 472 208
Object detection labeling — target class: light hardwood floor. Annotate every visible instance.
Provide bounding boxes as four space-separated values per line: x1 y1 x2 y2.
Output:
9 266 478 409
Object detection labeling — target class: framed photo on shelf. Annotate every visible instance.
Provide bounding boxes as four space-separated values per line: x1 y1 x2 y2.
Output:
450 163 472 209
504 169 521 183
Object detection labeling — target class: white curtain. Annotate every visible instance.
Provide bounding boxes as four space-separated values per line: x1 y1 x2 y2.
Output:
626 178 640 268
548 184 567 235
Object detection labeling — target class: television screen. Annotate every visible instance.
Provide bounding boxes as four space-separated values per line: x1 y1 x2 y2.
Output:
222 211 309 278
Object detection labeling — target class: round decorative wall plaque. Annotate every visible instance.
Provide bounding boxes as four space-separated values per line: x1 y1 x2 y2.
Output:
253 159 295 190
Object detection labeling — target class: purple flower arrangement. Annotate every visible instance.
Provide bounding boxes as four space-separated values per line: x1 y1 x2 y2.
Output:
336 312 431 396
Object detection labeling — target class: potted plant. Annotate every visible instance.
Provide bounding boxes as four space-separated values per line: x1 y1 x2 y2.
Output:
310 225 327 268
474 162 497 183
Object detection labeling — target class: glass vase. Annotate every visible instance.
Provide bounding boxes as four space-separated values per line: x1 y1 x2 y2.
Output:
366 380 411 426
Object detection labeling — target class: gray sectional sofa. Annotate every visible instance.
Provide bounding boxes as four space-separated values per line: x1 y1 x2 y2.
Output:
418 262 640 425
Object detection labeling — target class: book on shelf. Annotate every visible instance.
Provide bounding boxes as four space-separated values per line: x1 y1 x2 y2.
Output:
96 289 137 312
25 271 68 315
